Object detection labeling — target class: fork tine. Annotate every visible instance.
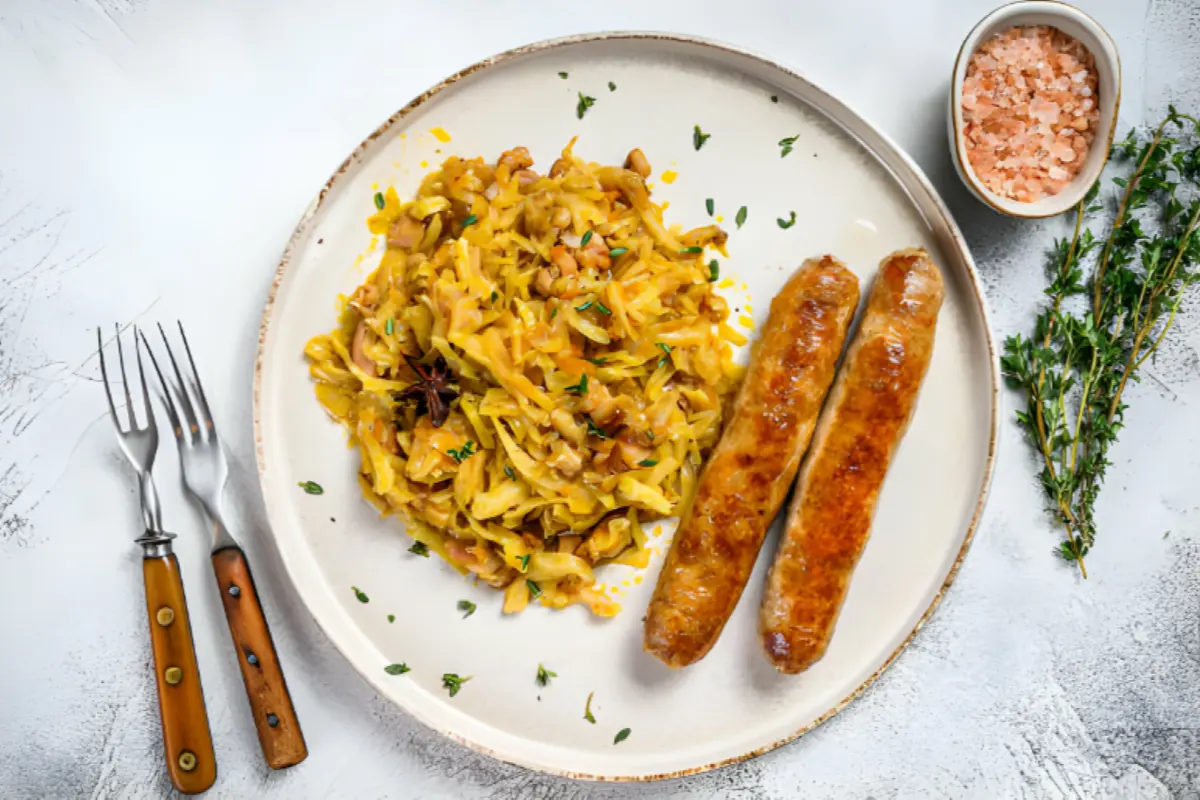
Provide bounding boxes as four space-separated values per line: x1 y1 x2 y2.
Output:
115 323 137 430
140 328 185 440
134 326 155 428
176 321 216 436
157 322 201 439
97 327 122 429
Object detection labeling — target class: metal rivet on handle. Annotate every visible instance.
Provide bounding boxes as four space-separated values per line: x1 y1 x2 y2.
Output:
246 652 259 666
178 751 197 771
164 666 183 685
227 584 241 597
267 713 279 728
155 607 175 626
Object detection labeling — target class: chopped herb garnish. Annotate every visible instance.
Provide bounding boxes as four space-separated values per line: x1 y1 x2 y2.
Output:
352 586 369 603
409 542 430 557
608 81 616 92
608 247 628 259
549 306 559 320
297 480 324 495
585 414 609 439
576 92 596 119
681 246 703 254
586 357 608 366
595 301 612 315
705 198 714 216
384 318 394 335
558 71 568 79
576 300 594 312
735 206 748 229
777 211 797 229
442 673 471 697
373 192 385 210
462 214 478 227
584 691 597 724
384 663 410 675
457 599 477 618
581 230 594 247
526 579 543 599
638 459 658 468
656 342 673 370
490 290 498 302
693 124 711 151
708 259 720 282
779 134 800 157
647 431 655 440
504 465 517 481
566 374 589 395
387 614 395 623
536 663 557 687
518 554 531 573
657 342 673 355
614 728 631 744
446 440 476 463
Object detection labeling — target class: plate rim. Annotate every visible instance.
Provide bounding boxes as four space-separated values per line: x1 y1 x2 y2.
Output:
252 30 1000 782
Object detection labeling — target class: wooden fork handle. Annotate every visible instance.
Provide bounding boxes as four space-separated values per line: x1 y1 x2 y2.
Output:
211 545 307 769
142 548 218 794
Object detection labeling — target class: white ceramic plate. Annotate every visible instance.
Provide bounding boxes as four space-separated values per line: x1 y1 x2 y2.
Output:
255 33 998 781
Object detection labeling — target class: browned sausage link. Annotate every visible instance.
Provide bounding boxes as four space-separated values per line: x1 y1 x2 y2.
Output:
643 256 860 668
759 247 944 674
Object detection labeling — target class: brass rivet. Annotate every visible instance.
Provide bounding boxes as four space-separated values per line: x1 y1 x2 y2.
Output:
178 751 197 771
156 607 175 626
164 666 183 685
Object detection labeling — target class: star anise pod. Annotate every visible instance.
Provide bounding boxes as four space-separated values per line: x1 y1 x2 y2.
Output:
397 355 458 427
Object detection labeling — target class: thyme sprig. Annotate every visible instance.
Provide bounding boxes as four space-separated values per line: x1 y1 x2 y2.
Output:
1002 108 1200 577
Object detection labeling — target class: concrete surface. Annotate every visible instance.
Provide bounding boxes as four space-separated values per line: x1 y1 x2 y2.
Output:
2 0 1200 797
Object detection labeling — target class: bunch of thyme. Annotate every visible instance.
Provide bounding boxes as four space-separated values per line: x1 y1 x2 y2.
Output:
1002 107 1200 578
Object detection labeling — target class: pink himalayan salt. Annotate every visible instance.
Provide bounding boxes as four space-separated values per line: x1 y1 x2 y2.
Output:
961 25 1101 203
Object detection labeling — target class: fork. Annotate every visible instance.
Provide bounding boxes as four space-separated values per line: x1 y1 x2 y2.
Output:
98 326 217 795
142 322 308 770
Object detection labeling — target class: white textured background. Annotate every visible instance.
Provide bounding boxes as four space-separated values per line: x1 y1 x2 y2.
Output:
3 1 1200 797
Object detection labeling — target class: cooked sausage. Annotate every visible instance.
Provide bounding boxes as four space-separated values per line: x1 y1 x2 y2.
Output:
643 256 860 668
759 247 944 674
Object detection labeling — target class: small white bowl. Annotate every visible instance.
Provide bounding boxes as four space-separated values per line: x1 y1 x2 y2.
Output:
948 1 1121 218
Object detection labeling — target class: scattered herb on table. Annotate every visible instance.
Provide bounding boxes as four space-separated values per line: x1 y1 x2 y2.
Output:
297 480 323 495
777 211 797 229
442 673 471 697
384 663 410 675
374 192 385 209
584 691 597 723
614 728 631 745
735 206 748 229
1002 107 1200 578
558 71 569 79
708 259 720 282
693 124 711 151
446 440 476 463
779 134 800 157
457 599 477 618
608 81 617 91
536 664 557 687
577 92 596 119
771 94 779 103
706 198 715 216
387 614 395 623
352 586 369 603
408 542 430 557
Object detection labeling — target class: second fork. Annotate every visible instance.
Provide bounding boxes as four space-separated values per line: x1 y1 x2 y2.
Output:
143 323 308 770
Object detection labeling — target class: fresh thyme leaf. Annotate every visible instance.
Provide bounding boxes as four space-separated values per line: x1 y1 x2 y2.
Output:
384 663 410 675
374 192 385 209
608 81 616 91
576 300 594 312
518 554 530 573
771 95 779 103
581 230 593 247
638 459 658 467
584 691 597 723
384 317 394 335
352 586 369 603
595 301 612 315
586 356 608 366
387 614 395 623
549 305 558 320
681 246 703 254
490 290 498 303
693 124 711 151
585 414 609 439
705 198 714 216
462 214 478 227
576 92 596 119
297 480 324 495
446 440 476 463
566 374 588 395
1002 108 1200 578
457 599 477 618
656 342 672 370
504 465 517 481
442 673 471 697
608 247 628 259
536 663 557 687
614 728 631 744
777 211 797 229
408 542 430 557
526 579 542 599
708 259 720 282
735 206 748 229
778 134 800 157
558 71 568 79
657 342 673 355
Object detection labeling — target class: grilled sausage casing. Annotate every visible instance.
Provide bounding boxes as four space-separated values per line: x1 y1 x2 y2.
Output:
759 248 944 674
643 256 860 668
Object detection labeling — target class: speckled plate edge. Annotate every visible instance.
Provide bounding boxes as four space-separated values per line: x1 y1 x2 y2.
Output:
252 31 1000 782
